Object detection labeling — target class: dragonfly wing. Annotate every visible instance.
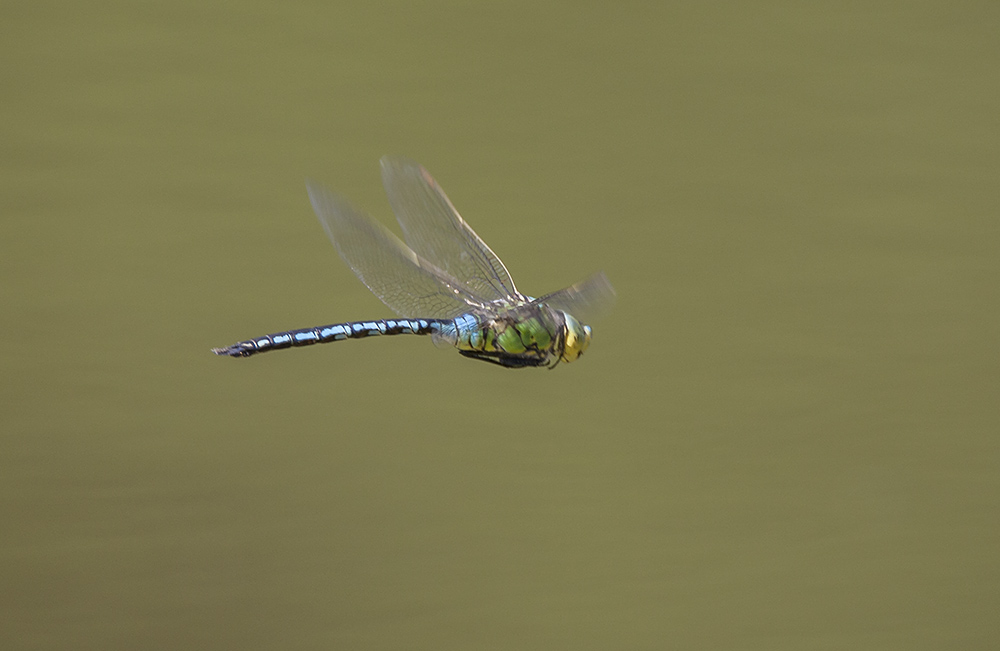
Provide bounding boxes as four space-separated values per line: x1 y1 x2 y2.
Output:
307 179 483 319
380 156 520 304
533 271 616 325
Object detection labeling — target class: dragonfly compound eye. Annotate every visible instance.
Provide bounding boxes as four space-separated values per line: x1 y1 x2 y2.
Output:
560 314 592 363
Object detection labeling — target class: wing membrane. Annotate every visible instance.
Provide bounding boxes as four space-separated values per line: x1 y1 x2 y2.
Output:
533 271 616 325
306 179 484 319
380 157 520 304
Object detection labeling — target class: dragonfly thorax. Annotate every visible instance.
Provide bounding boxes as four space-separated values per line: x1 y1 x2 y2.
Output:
450 304 591 369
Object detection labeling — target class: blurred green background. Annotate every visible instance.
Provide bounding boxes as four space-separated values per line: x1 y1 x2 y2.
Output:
2 2 998 649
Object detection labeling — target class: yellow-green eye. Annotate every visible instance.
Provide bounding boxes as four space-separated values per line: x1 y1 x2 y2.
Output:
560 314 592 363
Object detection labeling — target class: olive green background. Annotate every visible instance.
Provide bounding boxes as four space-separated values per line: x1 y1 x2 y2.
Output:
3 2 997 649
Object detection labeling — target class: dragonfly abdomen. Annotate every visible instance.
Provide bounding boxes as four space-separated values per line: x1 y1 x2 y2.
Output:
212 318 447 358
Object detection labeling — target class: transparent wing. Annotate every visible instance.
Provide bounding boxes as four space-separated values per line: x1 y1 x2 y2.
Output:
306 179 485 319
532 271 616 325
380 156 520 304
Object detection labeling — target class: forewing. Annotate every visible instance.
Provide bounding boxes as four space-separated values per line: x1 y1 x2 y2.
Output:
533 271 616 325
380 156 520 303
306 179 482 319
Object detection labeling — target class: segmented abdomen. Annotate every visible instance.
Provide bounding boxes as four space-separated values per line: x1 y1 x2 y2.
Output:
212 318 445 357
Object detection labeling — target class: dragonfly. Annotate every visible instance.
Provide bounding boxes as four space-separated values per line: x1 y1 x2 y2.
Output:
212 157 614 369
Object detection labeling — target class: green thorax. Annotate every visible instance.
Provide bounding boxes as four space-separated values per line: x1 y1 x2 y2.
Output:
453 303 591 369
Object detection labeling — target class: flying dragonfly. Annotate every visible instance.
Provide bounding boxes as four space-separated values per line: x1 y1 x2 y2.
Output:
212 157 614 368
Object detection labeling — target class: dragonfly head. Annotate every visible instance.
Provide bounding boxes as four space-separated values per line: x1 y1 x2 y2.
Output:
560 313 592 363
